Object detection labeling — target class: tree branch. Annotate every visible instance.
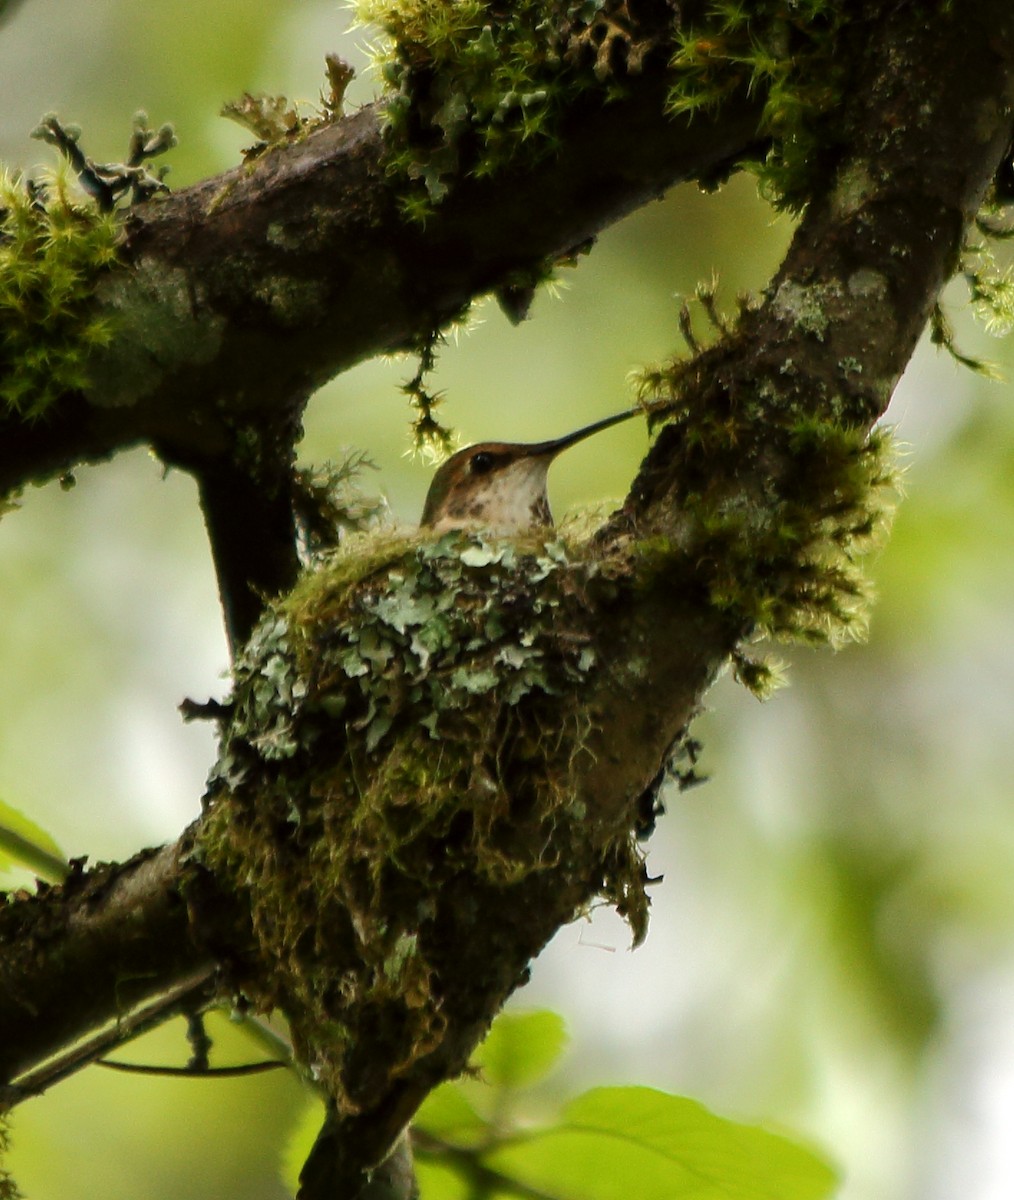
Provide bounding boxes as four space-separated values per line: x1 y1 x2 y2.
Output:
0 72 765 495
193 439 302 652
0 841 220 1094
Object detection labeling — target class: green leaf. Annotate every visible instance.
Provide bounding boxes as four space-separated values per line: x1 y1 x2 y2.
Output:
472 1010 568 1090
414 1083 489 1147
416 1157 479 1200
0 797 67 882
483 1086 838 1200
279 1097 326 1197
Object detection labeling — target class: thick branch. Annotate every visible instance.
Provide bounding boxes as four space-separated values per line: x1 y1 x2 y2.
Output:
0 76 764 495
192 438 302 651
628 0 1014 515
0 841 219 1094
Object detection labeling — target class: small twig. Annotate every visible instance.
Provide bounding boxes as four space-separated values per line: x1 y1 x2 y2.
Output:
179 696 231 723
96 1058 286 1079
677 299 700 354
0 824 68 883
3 968 217 1108
185 1011 212 1070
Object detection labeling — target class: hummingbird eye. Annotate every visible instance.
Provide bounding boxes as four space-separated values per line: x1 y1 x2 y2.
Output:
469 451 495 475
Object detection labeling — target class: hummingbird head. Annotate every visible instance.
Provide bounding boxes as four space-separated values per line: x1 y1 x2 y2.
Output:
420 408 639 533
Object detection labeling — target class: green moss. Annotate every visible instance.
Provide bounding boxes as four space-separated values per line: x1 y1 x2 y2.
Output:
197 529 646 1108
932 206 1014 377
355 0 674 219
668 0 851 211
0 167 119 419
637 345 898 698
354 0 857 216
0 1116 21 1200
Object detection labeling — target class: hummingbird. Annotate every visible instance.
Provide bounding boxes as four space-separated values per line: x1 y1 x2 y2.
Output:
420 408 640 532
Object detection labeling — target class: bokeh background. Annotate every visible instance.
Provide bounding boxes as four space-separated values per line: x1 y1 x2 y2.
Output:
2 3 1013 1197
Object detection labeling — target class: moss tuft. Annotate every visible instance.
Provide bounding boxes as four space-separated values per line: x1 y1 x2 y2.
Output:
0 1116 21 1200
637 336 899 684
668 0 851 211
0 167 119 419
355 0 677 219
355 0 862 216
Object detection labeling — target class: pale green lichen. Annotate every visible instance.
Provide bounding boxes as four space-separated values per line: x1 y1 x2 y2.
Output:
829 162 876 220
770 279 837 342
221 57 355 159
847 269 889 302
221 93 305 146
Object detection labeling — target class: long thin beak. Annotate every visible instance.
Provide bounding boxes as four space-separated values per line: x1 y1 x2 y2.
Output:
520 407 641 459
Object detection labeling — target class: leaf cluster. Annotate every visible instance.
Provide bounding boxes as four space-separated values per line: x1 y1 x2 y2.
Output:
281 1009 838 1199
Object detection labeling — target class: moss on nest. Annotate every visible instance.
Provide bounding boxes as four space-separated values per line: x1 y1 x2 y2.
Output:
197 529 647 1108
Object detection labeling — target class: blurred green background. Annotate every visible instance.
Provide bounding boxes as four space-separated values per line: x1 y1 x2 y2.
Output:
2 3 1013 1198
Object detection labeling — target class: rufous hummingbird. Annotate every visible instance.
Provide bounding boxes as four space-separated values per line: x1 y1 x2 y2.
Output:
420 408 640 532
